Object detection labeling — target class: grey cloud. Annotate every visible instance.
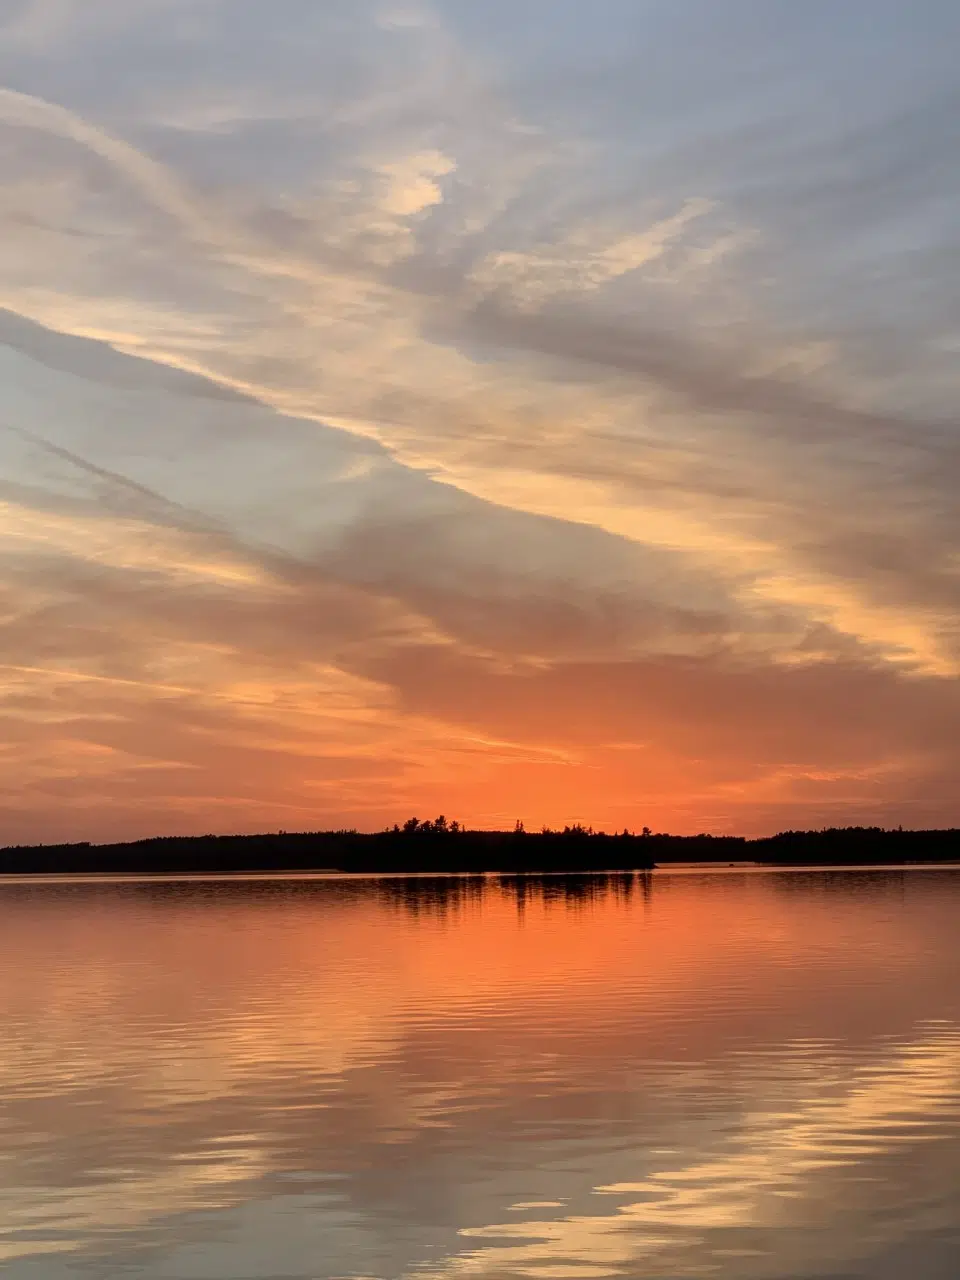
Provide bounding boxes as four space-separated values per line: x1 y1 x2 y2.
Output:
0 321 781 665
0 307 253 401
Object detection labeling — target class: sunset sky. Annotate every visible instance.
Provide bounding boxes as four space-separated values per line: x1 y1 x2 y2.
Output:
1 1 958 843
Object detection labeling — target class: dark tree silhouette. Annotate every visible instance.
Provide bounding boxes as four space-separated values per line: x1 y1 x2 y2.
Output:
0 821 956 877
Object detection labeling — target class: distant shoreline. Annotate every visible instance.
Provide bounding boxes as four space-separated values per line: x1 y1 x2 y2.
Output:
1 824 958 877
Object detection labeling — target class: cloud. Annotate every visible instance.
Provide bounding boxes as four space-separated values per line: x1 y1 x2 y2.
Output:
469 198 715 307
378 149 456 216
0 1 957 837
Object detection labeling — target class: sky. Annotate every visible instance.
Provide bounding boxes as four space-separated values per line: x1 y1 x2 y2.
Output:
0 0 958 843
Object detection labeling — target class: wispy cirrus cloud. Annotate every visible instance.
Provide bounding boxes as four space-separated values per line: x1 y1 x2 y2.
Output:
0 0 957 838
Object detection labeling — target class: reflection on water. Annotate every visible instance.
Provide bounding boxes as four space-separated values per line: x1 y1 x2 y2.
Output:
2 870 960 1278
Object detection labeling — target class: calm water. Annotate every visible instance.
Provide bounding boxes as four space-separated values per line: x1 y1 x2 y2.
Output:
3 869 960 1279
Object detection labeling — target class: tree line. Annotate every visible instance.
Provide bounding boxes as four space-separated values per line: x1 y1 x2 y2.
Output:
0 820 956 876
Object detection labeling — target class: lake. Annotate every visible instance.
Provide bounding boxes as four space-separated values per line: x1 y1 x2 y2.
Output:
2 868 960 1279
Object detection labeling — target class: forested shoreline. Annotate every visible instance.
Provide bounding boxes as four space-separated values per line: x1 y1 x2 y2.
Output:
1 820 958 875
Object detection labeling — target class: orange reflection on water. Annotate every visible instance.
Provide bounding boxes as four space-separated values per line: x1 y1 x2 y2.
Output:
1 870 960 1277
